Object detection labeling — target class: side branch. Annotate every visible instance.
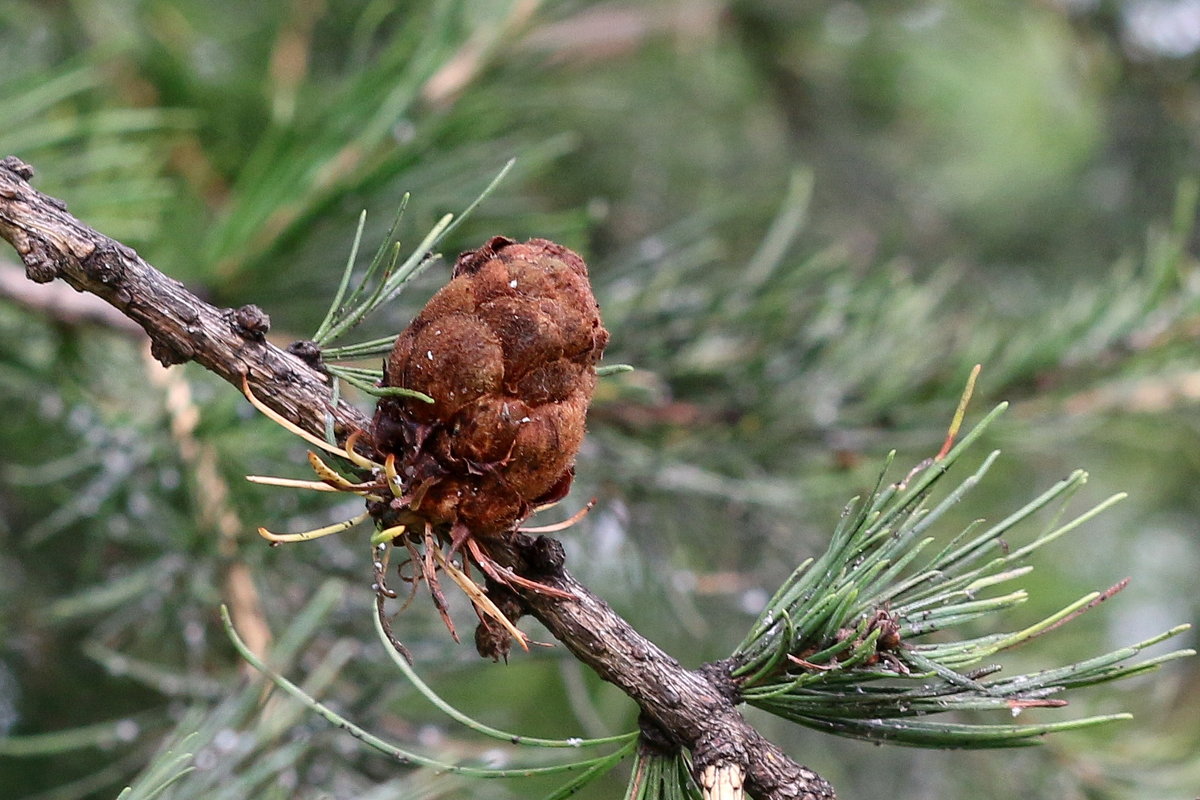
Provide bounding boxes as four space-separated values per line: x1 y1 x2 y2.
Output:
0 156 834 800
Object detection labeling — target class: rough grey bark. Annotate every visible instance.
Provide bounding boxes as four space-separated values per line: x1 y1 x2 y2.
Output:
0 155 834 800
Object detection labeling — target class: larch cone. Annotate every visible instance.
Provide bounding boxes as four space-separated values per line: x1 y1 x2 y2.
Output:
371 236 609 543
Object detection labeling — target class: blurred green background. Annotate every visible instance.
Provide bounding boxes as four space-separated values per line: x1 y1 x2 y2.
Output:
1 1 1198 798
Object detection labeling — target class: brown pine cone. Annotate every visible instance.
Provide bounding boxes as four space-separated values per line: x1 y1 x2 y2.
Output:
371 236 609 541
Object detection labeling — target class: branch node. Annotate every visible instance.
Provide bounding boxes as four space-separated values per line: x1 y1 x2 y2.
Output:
80 246 125 287
288 339 325 370
151 335 195 367
474 580 525 662
516 534 566 575
230 304 271 341
0 155 34 181
23 240 66 283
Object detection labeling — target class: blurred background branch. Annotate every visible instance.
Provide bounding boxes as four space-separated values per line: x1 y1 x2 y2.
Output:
1 1 1198 799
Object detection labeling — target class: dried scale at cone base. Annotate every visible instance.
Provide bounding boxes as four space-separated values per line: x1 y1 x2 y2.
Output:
371 236 609 548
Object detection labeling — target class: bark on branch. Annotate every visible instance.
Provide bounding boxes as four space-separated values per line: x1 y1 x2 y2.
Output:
0 156 835 800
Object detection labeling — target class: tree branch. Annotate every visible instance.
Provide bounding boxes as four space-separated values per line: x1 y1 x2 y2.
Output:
0 155 361 447
0 156 834 800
